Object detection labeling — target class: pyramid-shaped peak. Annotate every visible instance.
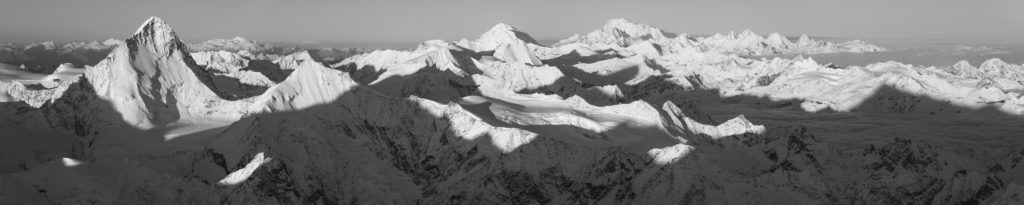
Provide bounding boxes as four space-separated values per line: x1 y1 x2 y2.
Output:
489 23 518 32
480 23 531 40
231 36 248 41
476 22 539 49
797 34 811 41
134 16 173 36
126 16 186 57
481 23 534 39
130 16 180 45
765 33 791 44
602 18 653 30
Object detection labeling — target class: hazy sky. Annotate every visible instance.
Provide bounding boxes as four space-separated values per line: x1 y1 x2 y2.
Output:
2 0 1023 44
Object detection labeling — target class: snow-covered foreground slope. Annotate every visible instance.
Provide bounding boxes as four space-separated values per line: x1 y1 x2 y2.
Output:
2 16 1024 204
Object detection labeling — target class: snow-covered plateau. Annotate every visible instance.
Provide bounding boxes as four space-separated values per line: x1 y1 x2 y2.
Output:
3 17 1024 204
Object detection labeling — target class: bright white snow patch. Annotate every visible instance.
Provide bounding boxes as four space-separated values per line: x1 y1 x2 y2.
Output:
647 143 696 165
217 152 272 185
61 157 85 167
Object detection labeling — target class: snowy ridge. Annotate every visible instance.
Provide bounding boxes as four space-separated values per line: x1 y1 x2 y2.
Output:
217 152 271 185
471 23 541 51
569 55 662 85
947 58 1024 79
187 36 273 52
190 50 277 88
661 101 765 140
273 51 315 70
185 36 367 65
249 59 360 113
417 96 538 152
0 39 119 73
698 29 783 55
332 49 417 72
646 143 696 164
58 39 122 51
492 38 543 65
727 59 1024 114
556 18 672 47
465 23 546 65
624 41 663 57
697 31 886 55
403 41 478 76
551 19 885 56
473 62 569 95
191 50 248 73
0 63 84 107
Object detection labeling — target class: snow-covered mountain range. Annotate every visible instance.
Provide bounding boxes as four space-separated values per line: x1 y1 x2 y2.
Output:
0 39 121 73
2 16 1023 204
554 18 886 56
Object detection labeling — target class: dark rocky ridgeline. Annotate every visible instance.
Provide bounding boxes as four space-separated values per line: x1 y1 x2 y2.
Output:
188 73 1017 204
